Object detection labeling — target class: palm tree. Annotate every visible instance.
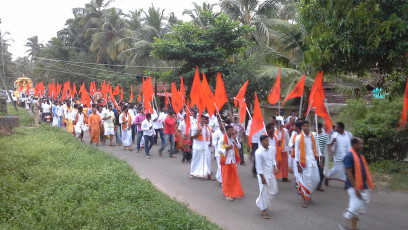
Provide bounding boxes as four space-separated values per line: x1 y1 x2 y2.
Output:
182 2 218 27
25 36 44 61
89 8 132 64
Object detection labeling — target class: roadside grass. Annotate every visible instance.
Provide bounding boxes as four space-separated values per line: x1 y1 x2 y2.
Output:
6 104 34 127
0 115 221 229
370 160 408 191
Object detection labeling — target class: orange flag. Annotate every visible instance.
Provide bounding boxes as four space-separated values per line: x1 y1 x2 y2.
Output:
268 68 281 105
165 89 169 110
171 83 184 114
214 72 228 110
283 74 306 105
180 76 185 102
234 80 249 107
190 66 201 107
239 99 247 123
137 89 142 101
305 71 324 116
249 93 264 145
26 83 30 95
201 73 215 117
130 84 134 101
398 80 408 127
113 85 120 95
71 82 77 98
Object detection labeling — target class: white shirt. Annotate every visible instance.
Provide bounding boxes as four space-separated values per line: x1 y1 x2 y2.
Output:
330 131 353 161
275 128 291 152
42 103 51 113
128 109 136 125
119 112 131 130
75 112 84 125
141 119 154 136
255 145 277 178
70 108 78 120
153 112 166 129
209 115 219 132
245 119 265 144
217 135 241 164
212 129 224 157
295 132 319 167
56 105 64 116
190 124 211 150
178 120 186 136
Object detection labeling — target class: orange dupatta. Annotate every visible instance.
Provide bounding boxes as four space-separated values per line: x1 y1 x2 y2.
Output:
275 129 286 152
197 125 212 141
291 133 297 158
271 134 281 162
121 111 131 131
349 148 374 190
220 134 240 166
299 132 318 168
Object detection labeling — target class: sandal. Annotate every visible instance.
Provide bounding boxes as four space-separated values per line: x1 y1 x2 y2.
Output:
189 175 194 179
301 201 308 208
226 197 234 201
261 211 270 219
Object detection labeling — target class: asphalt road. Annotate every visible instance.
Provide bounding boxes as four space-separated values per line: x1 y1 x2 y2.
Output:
82 133 408 230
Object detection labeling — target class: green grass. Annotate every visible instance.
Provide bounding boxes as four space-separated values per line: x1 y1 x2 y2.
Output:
0 115 221 229
6 104 34 127
370 160 408 191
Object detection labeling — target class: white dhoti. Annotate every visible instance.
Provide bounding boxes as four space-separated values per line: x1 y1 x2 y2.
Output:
122 128 132 147
344 188 370 219
298 162 320 200
288 152 293 169
215 156 222 183
191 148 211 177
256 175 278 211
104 127 114 136
327 160 346 181
293 159 299 184
75 123 85 135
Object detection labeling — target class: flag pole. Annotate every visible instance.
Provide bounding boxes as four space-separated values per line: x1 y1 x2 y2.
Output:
299 96 303 118
278 98 281 116
305 99 313 120
324 98 332 121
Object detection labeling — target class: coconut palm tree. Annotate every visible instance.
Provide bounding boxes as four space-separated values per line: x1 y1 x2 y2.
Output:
25 36 44 61
182 2 218 27
89 8 132 64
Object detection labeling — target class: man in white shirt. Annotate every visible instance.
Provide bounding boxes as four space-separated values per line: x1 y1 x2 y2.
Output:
178 114 186 138
325 122 353 186
212 123 225 184
190 115 213 180
103 104 115 146
275 118 291 182
56 101 64 127
295 121 321 208
255 132 279 219
41 100 51 121
152 109 166 145
141 113 154 158
246 116 266 175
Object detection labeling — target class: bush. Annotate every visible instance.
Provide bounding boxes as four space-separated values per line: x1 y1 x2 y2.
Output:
339 98 408 162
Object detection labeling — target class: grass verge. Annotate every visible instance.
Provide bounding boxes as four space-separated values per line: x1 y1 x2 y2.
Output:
0 117 221 229
6 104 34 127
370 160 408 191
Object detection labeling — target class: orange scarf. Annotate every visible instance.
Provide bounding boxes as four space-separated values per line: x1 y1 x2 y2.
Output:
270 134 281 162
299 132 318 168
197 125 212 141
220 134 240 165
121 111 131 131
275 129 286 152
349 148 374 190
74 111 84 125
291 133 297 158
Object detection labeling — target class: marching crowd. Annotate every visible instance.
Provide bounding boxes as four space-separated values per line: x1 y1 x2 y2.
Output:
26 95 373 230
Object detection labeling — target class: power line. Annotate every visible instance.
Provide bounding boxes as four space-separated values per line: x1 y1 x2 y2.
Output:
36 57 180 70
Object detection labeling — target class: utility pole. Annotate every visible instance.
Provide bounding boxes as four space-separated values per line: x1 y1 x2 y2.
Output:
0 26 18 112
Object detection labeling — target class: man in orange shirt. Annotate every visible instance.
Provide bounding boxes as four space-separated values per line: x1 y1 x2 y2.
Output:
88 105 102 146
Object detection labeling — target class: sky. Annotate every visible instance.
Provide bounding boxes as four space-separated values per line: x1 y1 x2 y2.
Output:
0 0 219 59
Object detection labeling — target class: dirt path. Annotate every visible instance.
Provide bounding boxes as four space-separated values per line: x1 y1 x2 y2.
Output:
83 133 407 230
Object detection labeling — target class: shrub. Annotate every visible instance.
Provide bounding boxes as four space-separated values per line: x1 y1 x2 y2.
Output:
339 98 408 162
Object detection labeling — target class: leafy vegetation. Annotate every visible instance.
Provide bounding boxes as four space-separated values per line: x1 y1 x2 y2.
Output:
370 160 408 191
6 104 34 127
339 98 408 162
0 116 221 229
